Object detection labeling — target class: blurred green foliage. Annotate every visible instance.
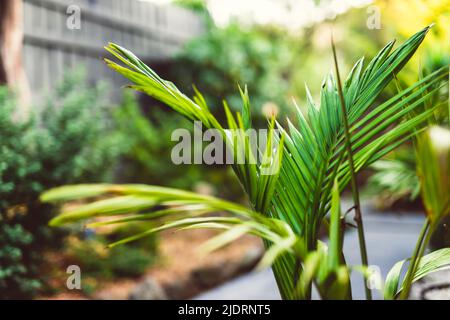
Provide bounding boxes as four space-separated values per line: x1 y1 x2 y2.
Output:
366 148 420 208
170 8 388 123
0 71 122 299
114 90 241 198
114 91 203 189
0 224 42 299
172 23 294 120
173 0 208 13
65 224 157 295
377 0 450 85
34 71 122 184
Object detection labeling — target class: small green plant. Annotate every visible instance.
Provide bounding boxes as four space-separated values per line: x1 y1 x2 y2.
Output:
62 222 157 295
42 27 450 300
67 233 155 279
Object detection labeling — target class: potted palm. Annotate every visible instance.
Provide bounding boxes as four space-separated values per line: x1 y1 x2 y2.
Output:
42 26 450 300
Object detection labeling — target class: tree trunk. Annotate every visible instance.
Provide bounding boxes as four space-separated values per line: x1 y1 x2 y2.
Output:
0 0 30 112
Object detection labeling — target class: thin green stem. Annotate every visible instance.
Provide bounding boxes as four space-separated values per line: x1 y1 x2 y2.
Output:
400 218 432 300
332 39 372 300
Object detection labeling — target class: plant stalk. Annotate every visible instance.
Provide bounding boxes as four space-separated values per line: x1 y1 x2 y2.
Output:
332 39 372 300
400 219 432 299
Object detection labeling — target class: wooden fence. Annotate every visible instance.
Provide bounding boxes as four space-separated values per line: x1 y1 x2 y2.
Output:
22 0 204 99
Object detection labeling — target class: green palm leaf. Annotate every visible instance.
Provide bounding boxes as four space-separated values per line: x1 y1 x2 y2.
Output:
384 248 450 299
42 183 304 272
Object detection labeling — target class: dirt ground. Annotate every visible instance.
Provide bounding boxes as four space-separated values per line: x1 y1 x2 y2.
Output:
42 228 263 300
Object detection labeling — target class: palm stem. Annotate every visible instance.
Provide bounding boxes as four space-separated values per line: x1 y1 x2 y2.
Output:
332 39 372 300
400 219 431 299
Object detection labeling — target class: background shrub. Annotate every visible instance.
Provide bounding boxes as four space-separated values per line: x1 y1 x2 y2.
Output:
114 90 241 199
0 71 122 299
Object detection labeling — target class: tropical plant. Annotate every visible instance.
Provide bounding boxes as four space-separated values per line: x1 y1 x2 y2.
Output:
42 27 450 300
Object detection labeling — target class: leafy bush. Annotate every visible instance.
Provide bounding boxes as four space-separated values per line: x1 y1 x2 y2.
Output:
114 91 203 188
67 233 156 280
63 223 157 295
0 89 45 299
33 71 122 184
0 71 122 299
0 224 42 299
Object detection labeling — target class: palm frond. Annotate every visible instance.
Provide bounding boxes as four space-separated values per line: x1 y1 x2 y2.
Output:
384 248 450 299
42 183 303 272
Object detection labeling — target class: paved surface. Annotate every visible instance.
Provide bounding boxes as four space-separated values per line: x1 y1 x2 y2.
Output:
195 201 425 300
